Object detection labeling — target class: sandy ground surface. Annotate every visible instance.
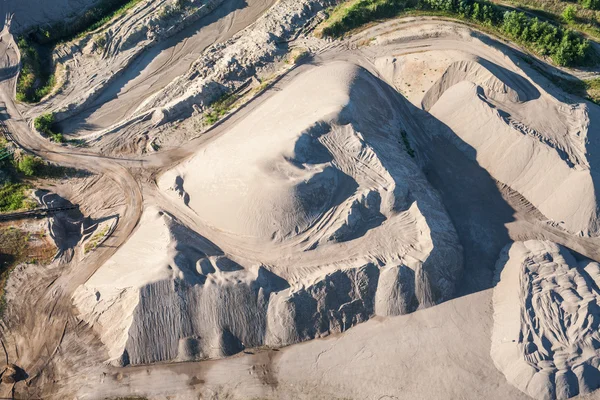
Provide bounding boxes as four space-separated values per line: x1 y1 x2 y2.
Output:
1 1 600 399
56 0 276 136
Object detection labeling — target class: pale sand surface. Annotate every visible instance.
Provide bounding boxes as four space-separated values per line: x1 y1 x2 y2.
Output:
1 1 600 399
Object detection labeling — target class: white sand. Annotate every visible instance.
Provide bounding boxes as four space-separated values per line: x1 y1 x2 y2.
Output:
75 61 463 365
492 241 600 399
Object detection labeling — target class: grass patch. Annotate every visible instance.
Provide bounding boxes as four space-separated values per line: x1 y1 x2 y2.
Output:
585 77 600 103
320 0 594 67
0 225 56 316
320 0 411 37
520 55 600 103
15 38 55 103
204 93 241 125
288 48 310 64
33 0 145 45
0 184 36 212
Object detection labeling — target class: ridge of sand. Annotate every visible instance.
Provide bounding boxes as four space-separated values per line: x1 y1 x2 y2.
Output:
492 240 600 400
429 75 598 236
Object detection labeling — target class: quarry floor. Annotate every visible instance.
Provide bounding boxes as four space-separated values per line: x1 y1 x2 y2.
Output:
1 4 600 399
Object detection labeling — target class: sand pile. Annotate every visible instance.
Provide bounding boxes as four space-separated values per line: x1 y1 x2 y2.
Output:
74 62 463 365
367 23 600 236
425 59 599 236
492 241 600 400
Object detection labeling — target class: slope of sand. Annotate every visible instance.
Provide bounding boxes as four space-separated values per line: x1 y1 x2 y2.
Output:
366 23 600 237
428 72 598 236
492 241 600 400
40 0 226 129
74 61 464 366
55 0 277 136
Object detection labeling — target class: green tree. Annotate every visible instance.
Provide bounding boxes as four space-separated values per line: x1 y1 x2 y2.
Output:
17 155 42 176
33 113 55 136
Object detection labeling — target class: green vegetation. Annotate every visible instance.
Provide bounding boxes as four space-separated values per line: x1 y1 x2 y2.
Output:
34 113 64 143
204 93 241 125
562 5 577 22
0 184 35 212
499 10 590 66
34 0 145 45
519 56 600 104
0 226 56 317
17 155 43 177
585 77 600 103
289 48 310 64
320 0 593 67
400 130 416 157
420 0 592 66
581 0 600 10
16 0 144 103
16 38 55 103
94 34 108 52
0 137 72 213
495 0 600 42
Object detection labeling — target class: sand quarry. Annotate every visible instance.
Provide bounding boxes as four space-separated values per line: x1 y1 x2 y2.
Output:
1 0 600 399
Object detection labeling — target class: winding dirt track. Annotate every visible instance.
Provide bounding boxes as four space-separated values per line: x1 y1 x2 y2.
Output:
0 19 144 396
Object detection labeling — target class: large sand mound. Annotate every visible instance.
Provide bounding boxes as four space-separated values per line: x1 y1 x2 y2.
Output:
371 32 600 237
74 62 463 365
492 241 600 400
425 59 600 236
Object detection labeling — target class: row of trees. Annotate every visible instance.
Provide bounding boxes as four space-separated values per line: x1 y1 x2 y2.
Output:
420 0 591 66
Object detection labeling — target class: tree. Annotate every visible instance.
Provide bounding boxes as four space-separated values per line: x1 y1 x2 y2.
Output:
33 113 55 136
552 30 589 66
17 155 42 176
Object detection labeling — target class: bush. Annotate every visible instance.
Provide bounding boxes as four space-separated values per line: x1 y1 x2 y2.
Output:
412 0 592 66
15 38 54 103
499 11 589 65
0 184 34 212
562 5 577 22
552 29 589 65
17 155 42 176
17 0 145 104
34 113 56 136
